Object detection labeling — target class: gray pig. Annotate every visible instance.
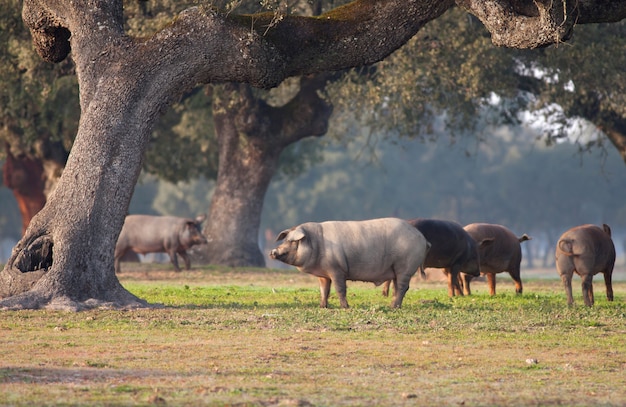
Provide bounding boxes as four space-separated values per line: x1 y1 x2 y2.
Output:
269 218 430 308
114 214 207 273
461 223 531 296
555 224 615 307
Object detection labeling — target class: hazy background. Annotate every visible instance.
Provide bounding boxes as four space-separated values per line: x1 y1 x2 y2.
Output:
4 120 625 270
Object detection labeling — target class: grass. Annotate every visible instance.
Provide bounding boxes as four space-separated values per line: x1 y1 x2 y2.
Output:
1 264 625 406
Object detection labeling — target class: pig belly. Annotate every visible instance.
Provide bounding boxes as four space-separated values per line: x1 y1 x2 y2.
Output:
347 267 396 285
127 242 166 255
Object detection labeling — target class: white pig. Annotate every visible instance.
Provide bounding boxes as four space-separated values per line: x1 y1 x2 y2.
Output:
269 218 430 308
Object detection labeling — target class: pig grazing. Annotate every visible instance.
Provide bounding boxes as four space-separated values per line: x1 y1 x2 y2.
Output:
555 224 615 307
462 223 531 296
382 218 481 298
114 214 207 273
269 218 430 308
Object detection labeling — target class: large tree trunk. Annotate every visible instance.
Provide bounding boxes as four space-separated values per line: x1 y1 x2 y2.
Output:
197 78 333 267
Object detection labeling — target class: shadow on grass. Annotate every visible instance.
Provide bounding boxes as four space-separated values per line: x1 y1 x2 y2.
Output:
0 366 174 385
138 296 457 311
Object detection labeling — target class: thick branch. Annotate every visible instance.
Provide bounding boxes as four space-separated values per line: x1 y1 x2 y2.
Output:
456 0 577 48
271 74 335 147
23 0 455 90
242 0 455 77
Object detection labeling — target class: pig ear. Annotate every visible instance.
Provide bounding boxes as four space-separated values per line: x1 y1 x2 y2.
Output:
479 237 495 248
602 224 612 237
289 228 306 242
276 227 306 242
276 229 292 241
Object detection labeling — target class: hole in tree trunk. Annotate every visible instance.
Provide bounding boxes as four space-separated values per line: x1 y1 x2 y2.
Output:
14 237 54 273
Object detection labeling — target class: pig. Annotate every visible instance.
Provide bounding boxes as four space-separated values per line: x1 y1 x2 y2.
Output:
461 223 531 296
114 214 207 273
269 218 430 308
555 224 615 307
381 218 482 298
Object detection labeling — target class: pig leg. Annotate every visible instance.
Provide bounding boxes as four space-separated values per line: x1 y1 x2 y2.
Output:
444 268 454 297
560 271 575 306
381 280 392 297
454 270 464 296
167 250 182 272
114 251 123 273
417 264 427 280
509 268 523 294
334 278 350 309
461 274 472 296
486 273 497 296
318 277 331 308
445 267 463 297
382 279 397 298
392 273 413 308
582 274 595 307
178 250 191 270
603 271 614 302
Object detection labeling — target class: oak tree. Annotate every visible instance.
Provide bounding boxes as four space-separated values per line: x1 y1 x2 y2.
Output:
1 0 624 310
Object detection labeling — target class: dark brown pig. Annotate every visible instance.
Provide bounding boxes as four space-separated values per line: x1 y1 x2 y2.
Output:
382 218 482 298
269 218 430 308
114 214 207 273
555 224 615 307
462 223 531 296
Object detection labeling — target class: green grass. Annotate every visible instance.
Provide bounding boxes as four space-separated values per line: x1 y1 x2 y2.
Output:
1 265 625 406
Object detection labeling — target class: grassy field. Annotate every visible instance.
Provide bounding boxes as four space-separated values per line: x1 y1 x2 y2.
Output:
1 264 625 406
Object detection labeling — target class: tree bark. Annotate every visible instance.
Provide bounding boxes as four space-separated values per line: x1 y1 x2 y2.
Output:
2 0 623 309
196 77 333 267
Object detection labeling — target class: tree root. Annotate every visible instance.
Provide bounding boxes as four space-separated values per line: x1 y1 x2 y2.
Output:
0 287 153 311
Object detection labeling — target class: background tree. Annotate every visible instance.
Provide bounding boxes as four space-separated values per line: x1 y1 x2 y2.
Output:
0 0 76 232
1 0 624 310
128 0 334 267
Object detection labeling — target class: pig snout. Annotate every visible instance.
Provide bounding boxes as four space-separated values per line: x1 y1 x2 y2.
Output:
269 248 283 260
269 246 290 262
192 231 208 245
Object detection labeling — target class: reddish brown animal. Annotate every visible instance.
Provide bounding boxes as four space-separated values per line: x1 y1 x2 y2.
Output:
461 223 531 296
555 224 615 307
382 218 482 298
114 214 207 272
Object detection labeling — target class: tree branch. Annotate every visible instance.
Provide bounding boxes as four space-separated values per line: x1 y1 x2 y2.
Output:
456 0 578 48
